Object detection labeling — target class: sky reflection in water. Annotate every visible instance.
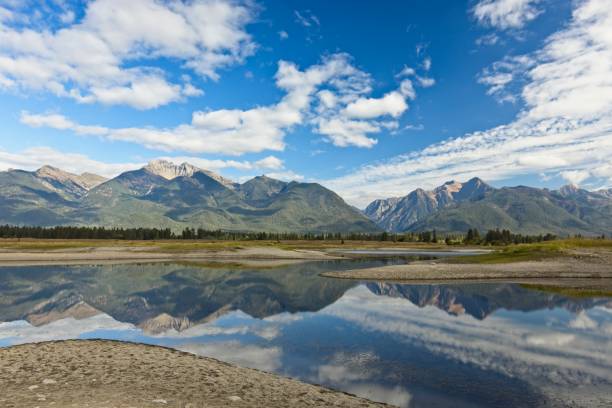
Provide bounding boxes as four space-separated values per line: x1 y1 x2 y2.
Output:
0 259 610 407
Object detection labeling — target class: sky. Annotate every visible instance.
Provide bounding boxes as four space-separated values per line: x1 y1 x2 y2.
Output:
0 0 610 208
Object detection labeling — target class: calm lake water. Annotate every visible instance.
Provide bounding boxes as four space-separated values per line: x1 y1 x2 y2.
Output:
0 258 611 407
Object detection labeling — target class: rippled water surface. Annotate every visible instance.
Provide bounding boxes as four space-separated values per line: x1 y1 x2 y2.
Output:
0 259 610 407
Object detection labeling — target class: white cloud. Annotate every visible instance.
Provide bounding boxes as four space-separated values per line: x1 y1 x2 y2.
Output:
559 170 591 186
316 118 380 148
278 30 289 40
478 55 534 103
395 64 435 92
0 6 13 22
157 155 285 172
310 65 429 148
22 53 419 153
396 66 415 77
0 146 286 179
255 155 284 170
294 10 320 27
417 76 435 87
476 33 501 46
0 146 142 177
0 0 256 109
264 169 304 181
343 92 408 119
473 0 542 29
327 0 612 207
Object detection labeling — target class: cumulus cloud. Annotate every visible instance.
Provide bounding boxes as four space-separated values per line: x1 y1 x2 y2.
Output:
22 53 420 153
0 0 255 109
343 92 408 119
316 118 381 148
473 0 542 29
559 169 591 186
254 155 284 170
327 0 612 207
310 62 433 148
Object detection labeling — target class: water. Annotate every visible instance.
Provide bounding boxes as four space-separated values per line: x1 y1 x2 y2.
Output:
0 258 610 407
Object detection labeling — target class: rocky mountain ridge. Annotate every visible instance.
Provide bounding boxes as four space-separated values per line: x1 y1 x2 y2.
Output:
0 160 378 232
365 178 612 235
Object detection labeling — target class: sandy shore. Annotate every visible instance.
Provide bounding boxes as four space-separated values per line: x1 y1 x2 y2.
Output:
0 246 340 267
321 257 612 282
0 340 387 408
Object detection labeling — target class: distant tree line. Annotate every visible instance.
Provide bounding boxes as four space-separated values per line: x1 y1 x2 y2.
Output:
0 224 602 245
463 228 558 245
0 225 175 240
0 225 441 242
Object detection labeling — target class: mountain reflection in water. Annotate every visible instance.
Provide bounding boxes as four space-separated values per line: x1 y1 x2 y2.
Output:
0 259 610 408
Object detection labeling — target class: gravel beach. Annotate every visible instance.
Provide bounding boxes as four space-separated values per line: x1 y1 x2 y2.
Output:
0 340 388 408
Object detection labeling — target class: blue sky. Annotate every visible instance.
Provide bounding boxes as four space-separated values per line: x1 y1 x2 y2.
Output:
0 0 611 207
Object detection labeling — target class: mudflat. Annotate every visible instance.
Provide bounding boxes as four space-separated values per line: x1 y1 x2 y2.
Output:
0 340 387 408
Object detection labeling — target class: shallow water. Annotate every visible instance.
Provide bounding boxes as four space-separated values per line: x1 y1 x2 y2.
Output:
0 259 610 407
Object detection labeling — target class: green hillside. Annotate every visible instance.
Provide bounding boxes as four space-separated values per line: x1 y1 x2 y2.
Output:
0 162 379 233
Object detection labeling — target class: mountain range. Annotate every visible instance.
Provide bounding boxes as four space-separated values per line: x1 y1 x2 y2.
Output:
0 160 377 233
2 162 611 235
365 178 612 235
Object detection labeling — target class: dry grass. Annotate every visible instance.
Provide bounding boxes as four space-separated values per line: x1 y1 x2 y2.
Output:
0 238 450 252
448 239 612 264
520 283 612 298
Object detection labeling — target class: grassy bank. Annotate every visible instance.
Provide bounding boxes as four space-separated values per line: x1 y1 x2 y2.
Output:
447 239 612 264
0 237 609 258
520 283 612 298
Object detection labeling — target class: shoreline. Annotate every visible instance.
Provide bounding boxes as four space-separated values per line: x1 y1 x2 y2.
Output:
0 339 387 408
320 256 612 283
0 246 342 267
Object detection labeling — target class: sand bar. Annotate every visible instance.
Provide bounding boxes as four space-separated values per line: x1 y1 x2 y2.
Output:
321 256 612 281
0 340 387 408
0 246 340 267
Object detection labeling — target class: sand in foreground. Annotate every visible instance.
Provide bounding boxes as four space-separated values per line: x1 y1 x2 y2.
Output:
0 340 387 408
